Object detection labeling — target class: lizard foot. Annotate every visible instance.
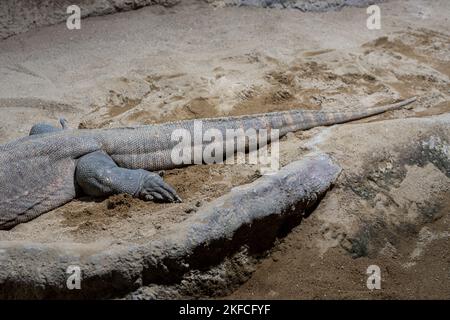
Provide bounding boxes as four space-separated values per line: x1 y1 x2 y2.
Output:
29 117 69 135
138 172 182 203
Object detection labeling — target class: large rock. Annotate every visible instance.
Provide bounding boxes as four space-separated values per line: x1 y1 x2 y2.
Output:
0 0 180 39
207 0 383 11
0 153 340 299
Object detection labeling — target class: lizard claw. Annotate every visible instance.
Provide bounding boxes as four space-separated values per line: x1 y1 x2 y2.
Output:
138 172 182 203
59 118 69 129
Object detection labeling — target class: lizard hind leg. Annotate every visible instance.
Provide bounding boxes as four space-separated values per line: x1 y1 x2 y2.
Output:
75 151 181 203
29 118 69 136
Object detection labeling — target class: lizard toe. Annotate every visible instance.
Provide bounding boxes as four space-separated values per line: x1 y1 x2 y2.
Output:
139 172 182 203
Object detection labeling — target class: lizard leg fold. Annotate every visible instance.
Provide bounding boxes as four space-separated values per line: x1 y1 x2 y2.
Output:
75 151 181 203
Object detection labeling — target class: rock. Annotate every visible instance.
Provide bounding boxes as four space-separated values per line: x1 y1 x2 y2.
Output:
0 153 340 298
207 0 384 12
306 113 450 259
0 0 180 39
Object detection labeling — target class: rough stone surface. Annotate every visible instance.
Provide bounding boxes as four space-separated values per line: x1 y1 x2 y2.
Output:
1 0 385 39
206 0 383 11
0 0 180 39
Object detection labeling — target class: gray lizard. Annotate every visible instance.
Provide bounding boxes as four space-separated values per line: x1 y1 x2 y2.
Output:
0 97 416 229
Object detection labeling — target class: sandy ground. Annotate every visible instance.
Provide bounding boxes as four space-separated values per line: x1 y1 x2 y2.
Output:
0 0 449 142
0 0 449 299
229 115 450 299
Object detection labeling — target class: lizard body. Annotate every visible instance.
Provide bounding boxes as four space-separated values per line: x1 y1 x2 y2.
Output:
0 97 416 229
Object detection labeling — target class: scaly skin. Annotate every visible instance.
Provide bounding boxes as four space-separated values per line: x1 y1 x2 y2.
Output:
0 97 416 229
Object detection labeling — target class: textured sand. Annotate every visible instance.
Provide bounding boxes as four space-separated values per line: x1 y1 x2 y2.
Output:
0 0 449 299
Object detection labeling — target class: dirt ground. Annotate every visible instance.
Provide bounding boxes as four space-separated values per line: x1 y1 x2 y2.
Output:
228 216 450 299
229 116 450 299
0 0 449 299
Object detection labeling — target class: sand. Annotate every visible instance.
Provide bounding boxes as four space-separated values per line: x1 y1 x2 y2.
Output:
0 0 449 299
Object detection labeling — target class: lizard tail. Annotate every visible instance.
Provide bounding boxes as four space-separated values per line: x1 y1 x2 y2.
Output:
191 96 417 141
99 97 417 170
309 96 417 126
264 96 417 135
